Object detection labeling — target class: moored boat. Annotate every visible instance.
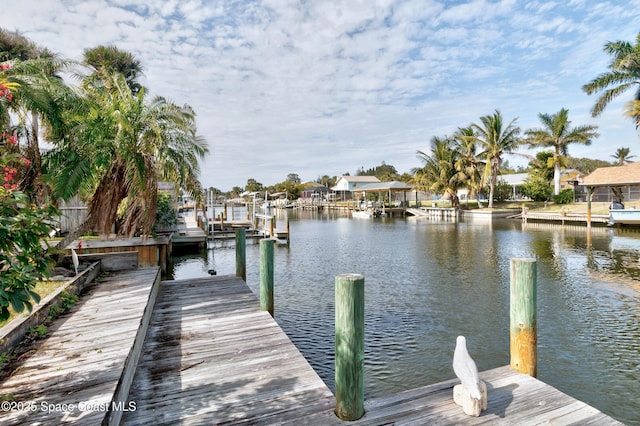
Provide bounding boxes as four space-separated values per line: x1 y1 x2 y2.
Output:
352 210 374 219
608 208 640 225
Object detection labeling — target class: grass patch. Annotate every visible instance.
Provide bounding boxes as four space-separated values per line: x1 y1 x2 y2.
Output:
0 280 67 328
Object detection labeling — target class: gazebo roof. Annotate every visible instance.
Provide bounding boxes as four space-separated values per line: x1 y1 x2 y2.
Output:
581 162 640 186
359 181 414 192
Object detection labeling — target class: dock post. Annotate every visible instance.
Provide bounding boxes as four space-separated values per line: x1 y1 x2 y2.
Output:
269 216 275 238
260 239 274 316
235 228 246 281
286 218 290 245
334 273 365 421
586 186 592 230
510 258 537 377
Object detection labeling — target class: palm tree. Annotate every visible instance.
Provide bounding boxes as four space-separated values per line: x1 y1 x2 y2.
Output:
452 126 483 201
583 32 640 127
611 147 636 165
525 108 599 195
51 71 208 238
83 45 143 95
412 136 461 207
472 110 521 208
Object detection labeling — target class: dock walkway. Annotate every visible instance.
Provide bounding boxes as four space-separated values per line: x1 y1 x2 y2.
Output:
0 267 160 425
173 215 207 248
123 276 334 424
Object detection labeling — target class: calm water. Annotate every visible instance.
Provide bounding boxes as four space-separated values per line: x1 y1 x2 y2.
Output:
169 210 640 425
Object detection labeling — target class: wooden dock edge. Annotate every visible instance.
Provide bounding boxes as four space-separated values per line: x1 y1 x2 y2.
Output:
0 261 101 356
65 251 139 272
103 267 162 426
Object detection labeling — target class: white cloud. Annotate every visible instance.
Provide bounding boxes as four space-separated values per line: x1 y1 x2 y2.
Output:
2 0 640 190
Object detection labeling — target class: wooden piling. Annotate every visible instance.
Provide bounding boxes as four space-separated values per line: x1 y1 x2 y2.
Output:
334 273 365 421
587 186 593 230
269 216 275 238
260 239 274 316
510 258 537 377
286 218 290 245
235 228 246 281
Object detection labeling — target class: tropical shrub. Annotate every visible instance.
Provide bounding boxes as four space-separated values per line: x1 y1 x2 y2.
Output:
0 129 58 320
0 188 59 320
520 175 553 202
493 179 513 203
553 189 574 204
154 191 178 233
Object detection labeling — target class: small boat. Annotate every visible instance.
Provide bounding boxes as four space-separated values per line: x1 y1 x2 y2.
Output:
352 210 373 219
609 208 640 225
351 208 384 219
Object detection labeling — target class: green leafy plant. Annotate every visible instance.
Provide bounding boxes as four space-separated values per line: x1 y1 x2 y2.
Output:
153 191 178 233
493 179 513 203
28 324 47 337
553 189 574 204
0 188 59 321
59 291 78 310
520 175 553 202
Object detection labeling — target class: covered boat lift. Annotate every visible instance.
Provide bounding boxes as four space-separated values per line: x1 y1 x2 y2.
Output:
581 161 640 227
358 180 414 216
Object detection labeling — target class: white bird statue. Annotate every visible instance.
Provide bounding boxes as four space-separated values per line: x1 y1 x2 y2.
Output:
71 248 79 276
453 335 482 399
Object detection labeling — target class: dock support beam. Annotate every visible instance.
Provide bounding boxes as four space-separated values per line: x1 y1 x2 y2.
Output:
260 239 274 317
510 258 537 377
335 273 365 421
235 228 246 281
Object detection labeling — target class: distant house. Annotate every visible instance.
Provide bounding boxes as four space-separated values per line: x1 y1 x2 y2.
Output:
581 162 640 202
331 176 381 201
332 176 381 191
300 181 330 202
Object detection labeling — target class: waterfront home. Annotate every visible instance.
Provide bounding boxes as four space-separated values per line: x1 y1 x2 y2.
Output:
331 176 380 201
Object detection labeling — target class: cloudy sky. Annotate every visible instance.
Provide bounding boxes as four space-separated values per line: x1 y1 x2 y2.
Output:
3 1 640 191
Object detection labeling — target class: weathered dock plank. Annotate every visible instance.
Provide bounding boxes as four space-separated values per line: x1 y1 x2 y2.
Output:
321 365 623 425
0 267 160 426
122 275 336 425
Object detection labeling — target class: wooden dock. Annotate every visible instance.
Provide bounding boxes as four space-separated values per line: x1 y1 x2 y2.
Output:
172 215 207 248
522 211 610 225
0 271 624 425
0 267 160 425
122 276 334 424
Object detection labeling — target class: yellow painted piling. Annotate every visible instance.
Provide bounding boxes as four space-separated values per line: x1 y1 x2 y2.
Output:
510 258 537 377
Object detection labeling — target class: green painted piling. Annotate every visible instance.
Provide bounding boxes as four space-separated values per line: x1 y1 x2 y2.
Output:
510 258 537 377
260 238 274 316
334 273 365 421
235 228 246 281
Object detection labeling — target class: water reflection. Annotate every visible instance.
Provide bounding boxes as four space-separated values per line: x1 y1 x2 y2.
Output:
169 212 639 425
